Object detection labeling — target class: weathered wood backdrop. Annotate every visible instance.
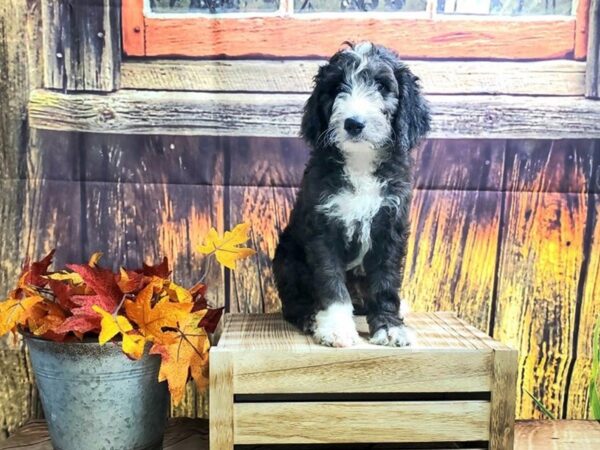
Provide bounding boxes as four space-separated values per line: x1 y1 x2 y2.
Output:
2 0 600 441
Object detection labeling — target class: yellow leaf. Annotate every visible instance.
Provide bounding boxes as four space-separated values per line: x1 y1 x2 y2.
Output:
47 271 84 285
122 333 146 360
88 252 103 267
93 305 145 359
197 222 256 270
166 281 192 303
0 296 44 336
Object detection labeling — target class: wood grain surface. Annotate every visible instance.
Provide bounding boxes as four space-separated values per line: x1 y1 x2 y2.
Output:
120 59 587 97
42 0 120 91
586 0 600 97
28 89 600 139
126 7 576 60
2 419 600 450
0 0 45 438
234 401 491 445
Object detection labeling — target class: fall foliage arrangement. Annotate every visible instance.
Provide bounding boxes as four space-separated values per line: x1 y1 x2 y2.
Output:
0 223 255 405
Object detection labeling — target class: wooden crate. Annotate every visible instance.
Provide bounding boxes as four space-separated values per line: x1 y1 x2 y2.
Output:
209 312 518 450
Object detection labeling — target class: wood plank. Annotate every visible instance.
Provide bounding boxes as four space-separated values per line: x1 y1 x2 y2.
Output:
81 133 226 187
228 186 297 313
233 349 493 394
209 351 234 450
575 0 592 60
413 139 505 191
403 189 503 333
565 193 600 418
136 12 576 60
120 60 587 96
234 401 491 444
42 0 120 91
27 90 600 139
121 0 145 56
226 137 308 187
0 0 45 438
586 0 600 97
490 349 519 450
494 191 588 419
503 139 597 193
515 420 600 450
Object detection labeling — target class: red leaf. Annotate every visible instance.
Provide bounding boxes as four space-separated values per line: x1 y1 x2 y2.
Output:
47 279 77 310
66 264 123 306
137 257 170 278
190 282 207 306
53 294 119 335
198 307 223 334
23 250 56 287
53 315 100 335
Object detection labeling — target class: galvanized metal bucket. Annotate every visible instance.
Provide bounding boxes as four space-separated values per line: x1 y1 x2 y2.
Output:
24 335 169 450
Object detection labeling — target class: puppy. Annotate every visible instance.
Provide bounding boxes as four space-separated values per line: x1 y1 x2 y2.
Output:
273 42 430 347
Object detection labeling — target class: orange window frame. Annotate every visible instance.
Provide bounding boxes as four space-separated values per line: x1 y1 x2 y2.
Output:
123 0 590 60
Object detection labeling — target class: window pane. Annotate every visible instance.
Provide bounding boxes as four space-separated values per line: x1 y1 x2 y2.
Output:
295 0 427 13
294 0 573 14
149 0 280 14
440 0 573 15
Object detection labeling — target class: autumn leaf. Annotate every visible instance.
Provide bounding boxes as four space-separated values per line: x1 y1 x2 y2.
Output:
66 264 123 305
21 250 55 288
198 308 224 334
138 257 171 278
93 306 146 359
197 223 256 270
124 284 193 343
166 281 192 303
0 296 44 335
26 301 67 341
53 293 122 335
47 252 104 285
150 311 210 405
117 268 144 293
47 278 78 310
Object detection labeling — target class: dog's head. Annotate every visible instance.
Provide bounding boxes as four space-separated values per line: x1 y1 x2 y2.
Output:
301 42 430 155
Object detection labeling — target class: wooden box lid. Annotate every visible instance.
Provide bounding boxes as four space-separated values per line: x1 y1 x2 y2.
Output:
214 312 512 353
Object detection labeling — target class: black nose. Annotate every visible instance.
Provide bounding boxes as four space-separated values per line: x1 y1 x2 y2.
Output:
344 117 365 136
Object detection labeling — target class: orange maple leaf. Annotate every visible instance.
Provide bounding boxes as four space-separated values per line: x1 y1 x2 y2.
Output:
0 296 44 335
150 311 210 405
124 283 193 344
26 301 67 338
197 223 256 270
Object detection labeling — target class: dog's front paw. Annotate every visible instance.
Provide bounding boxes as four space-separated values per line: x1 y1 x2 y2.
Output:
313 302 358 348
314 326 359 348
370 325 414 347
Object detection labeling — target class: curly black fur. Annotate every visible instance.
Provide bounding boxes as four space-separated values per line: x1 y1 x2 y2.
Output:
273 42 430 344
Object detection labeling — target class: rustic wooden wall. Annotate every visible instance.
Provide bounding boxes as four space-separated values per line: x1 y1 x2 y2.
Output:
0 0 46 440
0 129 599 431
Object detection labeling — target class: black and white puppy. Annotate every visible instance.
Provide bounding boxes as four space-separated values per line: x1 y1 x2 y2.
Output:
273 42 430 347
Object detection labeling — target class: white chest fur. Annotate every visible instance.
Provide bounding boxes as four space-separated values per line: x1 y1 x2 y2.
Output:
317 143 398 269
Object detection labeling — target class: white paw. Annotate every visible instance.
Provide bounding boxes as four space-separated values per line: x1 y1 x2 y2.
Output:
370 325 414 347
313 303 358 348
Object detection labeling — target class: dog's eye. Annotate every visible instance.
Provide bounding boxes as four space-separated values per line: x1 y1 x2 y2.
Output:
375 81 388 94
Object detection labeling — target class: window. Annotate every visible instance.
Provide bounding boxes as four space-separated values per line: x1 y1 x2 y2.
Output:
123 0 589 59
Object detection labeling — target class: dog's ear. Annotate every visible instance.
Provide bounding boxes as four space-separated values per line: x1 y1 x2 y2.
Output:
393 64 431 152
301 63 341 148
300 85 325 148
